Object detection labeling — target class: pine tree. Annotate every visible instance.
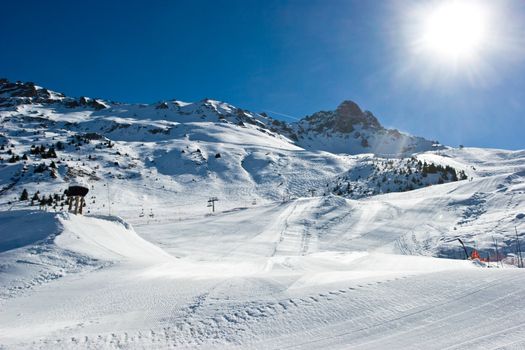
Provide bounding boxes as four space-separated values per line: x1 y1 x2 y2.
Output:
46 147 57 158
8 154 19 163
34 163 47 173
20 189 29 201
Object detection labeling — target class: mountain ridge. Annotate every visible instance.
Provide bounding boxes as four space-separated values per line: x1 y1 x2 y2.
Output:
0 78 440 156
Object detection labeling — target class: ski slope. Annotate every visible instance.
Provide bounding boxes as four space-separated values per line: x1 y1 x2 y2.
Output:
1 205 525 349
1 80 525 348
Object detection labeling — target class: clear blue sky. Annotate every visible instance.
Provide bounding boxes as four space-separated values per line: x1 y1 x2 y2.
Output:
2 0 524 149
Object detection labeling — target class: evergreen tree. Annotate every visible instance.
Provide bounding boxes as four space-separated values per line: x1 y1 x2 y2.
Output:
34 163 47 173
427 163 437 174
8 154 20 163
46 147 57 158
20 189 29 201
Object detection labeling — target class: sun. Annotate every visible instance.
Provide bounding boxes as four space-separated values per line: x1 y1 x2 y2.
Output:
421 1 488 61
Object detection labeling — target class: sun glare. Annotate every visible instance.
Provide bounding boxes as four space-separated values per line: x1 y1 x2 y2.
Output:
421 1 488 61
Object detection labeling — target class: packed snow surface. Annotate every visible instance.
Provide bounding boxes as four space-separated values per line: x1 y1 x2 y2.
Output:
2 172 525 349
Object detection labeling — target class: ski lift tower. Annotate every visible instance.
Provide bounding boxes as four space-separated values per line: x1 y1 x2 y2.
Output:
67 180 89 215
207 197 219 213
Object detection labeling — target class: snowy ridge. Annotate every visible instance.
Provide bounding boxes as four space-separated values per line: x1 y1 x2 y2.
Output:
0 79 438 156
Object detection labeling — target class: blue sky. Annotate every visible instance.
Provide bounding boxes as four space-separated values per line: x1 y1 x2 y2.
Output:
2 0 524 149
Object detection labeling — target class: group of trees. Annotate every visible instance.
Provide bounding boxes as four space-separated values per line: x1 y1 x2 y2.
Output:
0 144 58 164
30 145 57 159
33 161 57 174
6 153 22 163
331 157 470 198
67 134 114 153
19 188 68 209
419 161 468 181
0 140 62 178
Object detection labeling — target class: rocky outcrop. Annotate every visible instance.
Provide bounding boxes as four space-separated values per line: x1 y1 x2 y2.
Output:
0 79 107 110
0 80 64 107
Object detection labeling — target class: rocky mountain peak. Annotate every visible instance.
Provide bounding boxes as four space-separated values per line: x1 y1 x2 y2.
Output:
335 100 363 117
0 79 108 110
0 79 64 107
301 100 382 135
333 100 381 129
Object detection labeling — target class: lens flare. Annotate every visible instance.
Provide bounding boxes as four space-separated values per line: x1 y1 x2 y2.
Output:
421 1 488 61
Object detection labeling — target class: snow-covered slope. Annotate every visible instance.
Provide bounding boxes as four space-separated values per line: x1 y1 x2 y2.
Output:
0 78 523 257
1 79 525 348
2 199 525 349
0 210 172 302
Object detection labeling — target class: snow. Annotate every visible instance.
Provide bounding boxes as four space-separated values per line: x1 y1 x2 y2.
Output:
56 214 174 263
1 84 525 348
2 208 524 349
0 210 58 253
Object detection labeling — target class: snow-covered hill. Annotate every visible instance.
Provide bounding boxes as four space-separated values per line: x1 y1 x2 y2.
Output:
329 155 468 198
1 79 525 348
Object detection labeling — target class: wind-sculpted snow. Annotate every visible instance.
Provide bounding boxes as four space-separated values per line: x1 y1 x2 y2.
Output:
0 212 173 304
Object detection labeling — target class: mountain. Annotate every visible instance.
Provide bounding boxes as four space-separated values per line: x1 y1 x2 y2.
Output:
0 79 465 210
0 79 438 156
0 78 522 250
290 100 441 155
1 79 525 348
